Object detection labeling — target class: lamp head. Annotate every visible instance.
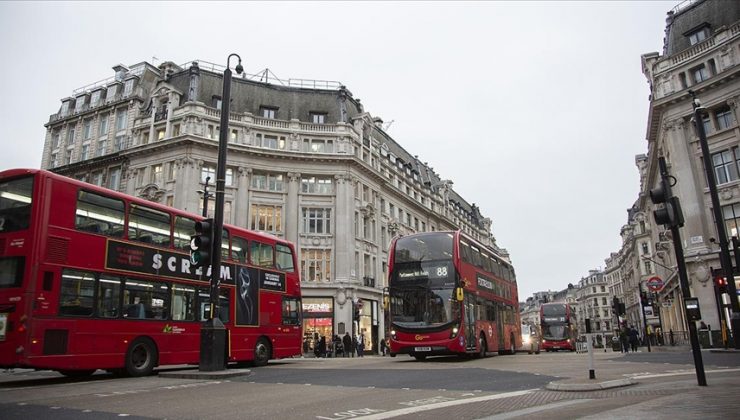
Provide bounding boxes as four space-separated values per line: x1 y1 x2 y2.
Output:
235 61 244 75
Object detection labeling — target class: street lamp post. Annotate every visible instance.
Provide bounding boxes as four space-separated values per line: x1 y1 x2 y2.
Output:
200 53 243 372
691 91 740 350
197 176 213 217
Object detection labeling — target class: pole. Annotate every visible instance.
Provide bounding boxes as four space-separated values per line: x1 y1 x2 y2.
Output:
691 92 740 349
200 53 242 371
640 287 651 353
201 176 210 217
659 156 707 386
587 333 595 379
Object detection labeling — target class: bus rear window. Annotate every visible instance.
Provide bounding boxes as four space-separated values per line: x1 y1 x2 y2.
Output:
0 176 33 232
0 257 24 288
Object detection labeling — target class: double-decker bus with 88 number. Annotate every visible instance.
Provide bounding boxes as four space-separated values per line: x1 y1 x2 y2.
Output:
540 303 576 352
0 168 302 376
388 231 521 360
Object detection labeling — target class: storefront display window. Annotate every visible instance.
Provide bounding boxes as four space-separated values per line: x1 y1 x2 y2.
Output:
302 297 334 355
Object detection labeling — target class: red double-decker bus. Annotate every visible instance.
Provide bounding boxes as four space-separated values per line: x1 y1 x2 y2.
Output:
387 231 520 360
540 303 576 352
0 169 302 376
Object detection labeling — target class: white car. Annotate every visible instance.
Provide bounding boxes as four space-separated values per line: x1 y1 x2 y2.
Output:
518 324 541 354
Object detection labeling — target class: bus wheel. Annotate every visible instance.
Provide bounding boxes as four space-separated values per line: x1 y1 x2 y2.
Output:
125 337 157 377
59 369 96 377
478 335 487 358
390 353 397 358
414 354 426 361
253 338 271 367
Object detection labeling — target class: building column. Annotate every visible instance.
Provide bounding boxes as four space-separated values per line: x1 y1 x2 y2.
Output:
236 167 251 228
334 174 353 283
286 172 301 244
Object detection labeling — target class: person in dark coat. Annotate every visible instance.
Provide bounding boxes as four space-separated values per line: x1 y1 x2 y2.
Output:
318 336 327 358
333 335 343 357
628 326 639 352
343 332 353 358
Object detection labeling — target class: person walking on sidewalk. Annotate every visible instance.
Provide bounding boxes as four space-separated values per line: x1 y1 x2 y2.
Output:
629 326 639 352
357 332 365 357
343 332 353 358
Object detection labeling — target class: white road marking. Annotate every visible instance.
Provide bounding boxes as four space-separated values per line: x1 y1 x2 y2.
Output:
352 389 537 420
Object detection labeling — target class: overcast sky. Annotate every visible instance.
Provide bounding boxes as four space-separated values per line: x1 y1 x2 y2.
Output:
0 1 672 299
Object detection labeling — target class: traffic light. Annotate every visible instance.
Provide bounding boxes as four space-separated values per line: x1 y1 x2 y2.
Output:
190 218 213 268
715 276 728 294
649 177 684 228
611 296 619 314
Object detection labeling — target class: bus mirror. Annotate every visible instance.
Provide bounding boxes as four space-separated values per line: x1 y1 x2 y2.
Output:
455 287 464 302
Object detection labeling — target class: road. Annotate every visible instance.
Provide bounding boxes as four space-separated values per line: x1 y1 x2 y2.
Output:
0 349 738 419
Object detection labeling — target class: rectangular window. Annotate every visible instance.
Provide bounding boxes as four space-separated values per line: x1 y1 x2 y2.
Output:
59 269 95 316
250 241 274 268
174 216 196 251
310 113 326 124
83 120 92 140
98 273 120 318
67 126 75 144
201 166 216 184
722 202 740 238
115 110 127 131
301 176 333 194
96 138 107 157
81 144 90 161
251 172 284 192
260 107 277 119
302 207 332 234
171 284 196 321
712 149 738 185
123 278 169 320
301 248 331 282
276 244 295 272
693 65 709 84
157 128 165 141
250 204 283 234
75 190 125 237
128 204 171 247
717 108 734 131
198 287 230 322
302 138 334 153
282 297 300 325
123 79 135 97
90 91 101 107
231 236 249 262
108 167 121 191
114 134 125 151
99 115 109 137
688 27 708 45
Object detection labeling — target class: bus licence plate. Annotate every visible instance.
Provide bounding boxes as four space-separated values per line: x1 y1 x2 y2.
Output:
414 346 431 352
0 313 7 340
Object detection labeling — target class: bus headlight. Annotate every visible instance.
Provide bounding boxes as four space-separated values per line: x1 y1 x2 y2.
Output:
391 329 396 340
450 326 459 339
522 336 530 345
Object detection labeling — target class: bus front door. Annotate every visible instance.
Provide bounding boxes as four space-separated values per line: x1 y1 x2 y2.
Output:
465 295 476 351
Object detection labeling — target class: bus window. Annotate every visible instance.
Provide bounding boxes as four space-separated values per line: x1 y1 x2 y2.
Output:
250 241 274 268
459 241 472 265
97 274 121 318
123 278 169 320
282 297 300 325
470 245 483 268
174 216 196 251
199 287 230 323
220 228 230 260
129 204 171 247
276 243 295 272
172 284 196 321
0 175 33 232
232 236 248 263
75 190 125 237
59 269 95 317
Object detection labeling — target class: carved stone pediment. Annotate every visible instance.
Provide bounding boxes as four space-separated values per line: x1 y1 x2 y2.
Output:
139 183 165 202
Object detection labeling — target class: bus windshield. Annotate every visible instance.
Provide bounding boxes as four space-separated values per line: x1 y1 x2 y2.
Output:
390 287 454 327
394 233 453 263
542 304 566 317
0 176 33 233
542 324 567 340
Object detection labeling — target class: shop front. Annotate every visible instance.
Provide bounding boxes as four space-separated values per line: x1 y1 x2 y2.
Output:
356 299 379 354
302 297 334 355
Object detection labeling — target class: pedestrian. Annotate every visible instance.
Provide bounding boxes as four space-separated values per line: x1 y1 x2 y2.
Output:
318 336 327 358
352 335 359 358
380 338 387 356
343 332 353 358
334 335 343 357
620 327 629 353
357 332 365 357
669 328 675 346
629 326 639 352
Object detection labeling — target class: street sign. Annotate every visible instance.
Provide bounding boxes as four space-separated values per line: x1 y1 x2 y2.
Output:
646 276 665 292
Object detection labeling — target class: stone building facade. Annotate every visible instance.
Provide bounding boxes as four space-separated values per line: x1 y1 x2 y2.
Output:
41 59 510 353
623 0 740 338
